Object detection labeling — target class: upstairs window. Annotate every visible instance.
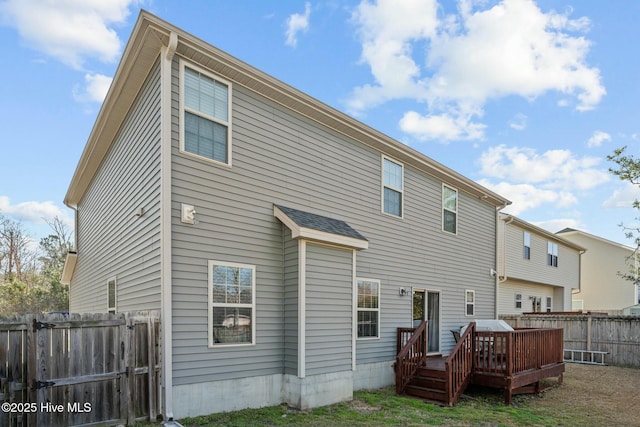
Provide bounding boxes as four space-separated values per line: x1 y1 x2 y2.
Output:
382 157 403 217
547 242 558 267
356 278 380 339
182 64 231 165
443 185 458 234
523 232 531 260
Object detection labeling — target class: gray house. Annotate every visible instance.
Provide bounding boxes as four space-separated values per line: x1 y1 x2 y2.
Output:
497 214 585 315
63 11 510 421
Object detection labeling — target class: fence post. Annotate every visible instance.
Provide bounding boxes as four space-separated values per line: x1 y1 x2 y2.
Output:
586 316 592 351
26 314 37 427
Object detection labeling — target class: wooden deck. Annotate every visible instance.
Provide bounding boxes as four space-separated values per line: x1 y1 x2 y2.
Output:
397 323 565 405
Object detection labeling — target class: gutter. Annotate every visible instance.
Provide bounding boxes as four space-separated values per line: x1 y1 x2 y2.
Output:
160 31 178 423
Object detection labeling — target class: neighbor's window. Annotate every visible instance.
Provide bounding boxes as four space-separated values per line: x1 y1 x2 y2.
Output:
523 232 531 260
465 290 475 316
547 241 558 267
443 185 458 234
515 293 522 309
357 278 380 338
382 157 403 217
209 261 255 347
546 297 552 312
107 277 117 314
182 63 231 164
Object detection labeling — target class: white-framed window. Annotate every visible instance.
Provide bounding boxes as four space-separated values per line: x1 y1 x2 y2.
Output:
208 261 256 347
465 290 475 316
443 185 458 234
382 157 403 217
356 278 380 339
181 61 232 165
546 296 552 312
515 293 522 309
547 241 558 267
107 277 117 314
572 299 584 311
523 232 531 260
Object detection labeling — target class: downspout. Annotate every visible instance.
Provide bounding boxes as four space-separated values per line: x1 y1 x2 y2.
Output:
495 209 512 318
160 31 178 422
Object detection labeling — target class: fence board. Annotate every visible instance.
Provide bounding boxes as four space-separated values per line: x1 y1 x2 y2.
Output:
0 311 160 427
502 314 640 368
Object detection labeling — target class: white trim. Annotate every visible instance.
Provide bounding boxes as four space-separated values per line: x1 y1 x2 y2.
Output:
355 277 381 340
351 250 357 371
207 261 257 348
179 59 233 167
61 252 77 285
274 206 368 249
298 239 306 378
160 32 177 421
107 276 117 313
442 184 458 235
465 289 475 316
381 155 404 218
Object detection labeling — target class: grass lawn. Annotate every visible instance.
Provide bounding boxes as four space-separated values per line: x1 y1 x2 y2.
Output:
165 386 563 427
138 364 640 426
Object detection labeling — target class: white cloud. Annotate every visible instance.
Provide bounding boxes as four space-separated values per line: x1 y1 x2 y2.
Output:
479 180 576 215
509 113 527 131
531 218 585 234
603 183 640 209
73 73 113 103
349 0 605 141
399 110 485 141
0 196 73 229
0 0 139 69
479 145 609 191
285 2 311 47
477 144 610 216
587 130 612 148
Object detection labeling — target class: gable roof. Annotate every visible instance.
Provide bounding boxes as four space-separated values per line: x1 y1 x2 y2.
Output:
274 205 368 250
64 10 511 209
556 228 635 252
500 213 586 253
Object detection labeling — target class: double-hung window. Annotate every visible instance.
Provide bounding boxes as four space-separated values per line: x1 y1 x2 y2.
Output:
443 185 458 234
547 242 558 267
515 293 522 309
356 278 380 338
209 261 255 347
182 63 231 164
465 290 475 316
382 157 403 217
523 232 531 260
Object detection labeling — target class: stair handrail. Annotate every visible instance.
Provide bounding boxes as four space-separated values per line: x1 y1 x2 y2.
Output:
444 321 476 405
395 320 427 394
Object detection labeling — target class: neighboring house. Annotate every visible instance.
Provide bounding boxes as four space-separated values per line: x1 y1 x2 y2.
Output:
556 228 639 313
496 214 585 315
62 11 510 421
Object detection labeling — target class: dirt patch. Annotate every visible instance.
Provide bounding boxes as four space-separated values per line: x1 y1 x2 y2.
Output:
524 363 640 426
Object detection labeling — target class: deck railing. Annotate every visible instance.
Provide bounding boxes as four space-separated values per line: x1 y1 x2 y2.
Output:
444 322 475 406
395 321 427 394
474 328 564 375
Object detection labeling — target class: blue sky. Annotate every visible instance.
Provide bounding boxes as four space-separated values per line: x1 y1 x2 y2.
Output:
1 0 640 247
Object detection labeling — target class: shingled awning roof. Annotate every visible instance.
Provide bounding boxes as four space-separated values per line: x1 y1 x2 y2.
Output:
274 205 368 249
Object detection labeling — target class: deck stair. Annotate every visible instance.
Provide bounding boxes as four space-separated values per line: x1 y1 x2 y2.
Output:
404 362 449 404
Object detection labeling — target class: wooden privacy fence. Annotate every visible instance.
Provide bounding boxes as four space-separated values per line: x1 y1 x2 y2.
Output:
501 314 640 368
0 311 161 427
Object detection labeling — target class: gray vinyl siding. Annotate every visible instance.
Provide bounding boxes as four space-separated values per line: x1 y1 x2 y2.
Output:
70 59 162 313
304 243 352 376
283 229 298 375
503 223 580 289
170 59 499 384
